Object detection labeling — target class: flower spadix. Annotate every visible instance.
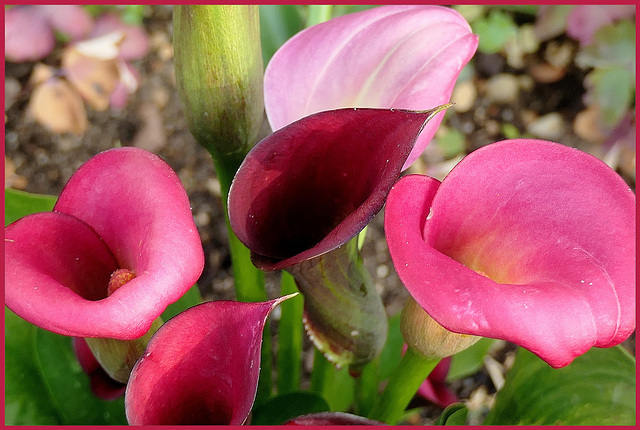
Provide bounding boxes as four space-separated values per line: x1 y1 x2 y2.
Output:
5 147 204 340
264 5 477 170
229 106 448 371
385 139 636 368
125 296 293 425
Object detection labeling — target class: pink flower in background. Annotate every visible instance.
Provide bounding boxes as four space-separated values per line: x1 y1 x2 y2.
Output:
73 337 126 401
125 297 292 425
4 5 93 62
5 147 204 340
264 5 478 170
567 5 636 46
385 139 635 368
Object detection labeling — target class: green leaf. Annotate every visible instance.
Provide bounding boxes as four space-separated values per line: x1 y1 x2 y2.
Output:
484 346 636 425
576 20 635 70
447 337 498 381
34 329 127 424
5 308 61 425
436 127 466 159
276 271 304 394
586 66 634 128
437 403 469 425
250 391 330 425
259 5 304 67
471 10 518 54
378 312 403 381
161 284 203 322
4 188 56 226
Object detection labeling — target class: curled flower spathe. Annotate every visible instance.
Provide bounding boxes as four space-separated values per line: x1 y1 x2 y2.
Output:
125 296 294 425
385 139 635 368
5 147 205 340
264 5 478 170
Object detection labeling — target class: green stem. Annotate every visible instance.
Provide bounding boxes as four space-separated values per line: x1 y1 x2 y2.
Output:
354 357 379 417
210 153 271 403
368 348 440 424
277 271 304 393
310 348 334 395
306 4 333 27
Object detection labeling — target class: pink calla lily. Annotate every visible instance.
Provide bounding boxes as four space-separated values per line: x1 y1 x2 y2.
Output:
264 5 478 170
5 147 204 340
385 139 635 368
125 296 293 425
416 357 457 408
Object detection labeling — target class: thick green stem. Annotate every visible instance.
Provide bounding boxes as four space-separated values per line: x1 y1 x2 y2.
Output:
368 347 440 424
306 5 333 27
310 348 334 395
354 357 378 417
277 271 304 393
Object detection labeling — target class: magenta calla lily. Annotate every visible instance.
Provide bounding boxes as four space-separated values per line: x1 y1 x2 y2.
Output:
416 357 457 408
5 147 204 340
385 139 636 368
125 296 292 425
264 5 478 170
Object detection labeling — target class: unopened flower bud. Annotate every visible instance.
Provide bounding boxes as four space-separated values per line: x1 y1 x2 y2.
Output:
401 297 480 359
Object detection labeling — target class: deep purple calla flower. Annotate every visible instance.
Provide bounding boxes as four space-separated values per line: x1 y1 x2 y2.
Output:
125 296 292 425
385 139 636 368
229 107 442 271
73 337 126 400
264 5 478 170
5 147 204 340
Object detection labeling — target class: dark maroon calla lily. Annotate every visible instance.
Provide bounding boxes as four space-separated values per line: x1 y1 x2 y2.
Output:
229 107 447 369
125 296 293 425
73 337 126 401
5 147 204 340
385 139 636 368
284 412 385 425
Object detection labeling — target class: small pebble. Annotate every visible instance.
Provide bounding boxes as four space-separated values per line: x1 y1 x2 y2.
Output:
451 80 477 113
526 112 564 140
485 74 519 104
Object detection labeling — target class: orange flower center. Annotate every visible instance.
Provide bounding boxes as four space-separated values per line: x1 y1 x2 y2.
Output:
107 268 136 296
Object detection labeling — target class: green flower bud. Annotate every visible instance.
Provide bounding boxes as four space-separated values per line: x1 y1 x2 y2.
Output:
173 5 264 168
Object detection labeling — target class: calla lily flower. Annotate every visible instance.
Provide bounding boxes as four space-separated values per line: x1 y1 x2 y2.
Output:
5 147 205 340
229 106 447 370
284 412 384 425
264 5 478 170
125 296 293 425
73 337 126 401
385 139 636 368
416 357 457 408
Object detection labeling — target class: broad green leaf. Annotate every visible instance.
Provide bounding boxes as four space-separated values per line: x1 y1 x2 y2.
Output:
587 66 634 128
5 308 61 425
378 312 403 381
4 188 56 226
333 5 378 18
161 284 203 322
34 329 127 425
437 403 469 425
250 391 330 425
471 10 518 54
484 346 635 425
576 20 635 69
259 5 304 67
447 337 498 381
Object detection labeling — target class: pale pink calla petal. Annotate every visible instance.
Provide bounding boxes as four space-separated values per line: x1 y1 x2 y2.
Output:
92 13 150 60
5 147 204 339
125 297 292 425
385 140 635 368
38 5 94 41
264 5 477 170
567 5 636 46
73 337 126 400
4 6 55 62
